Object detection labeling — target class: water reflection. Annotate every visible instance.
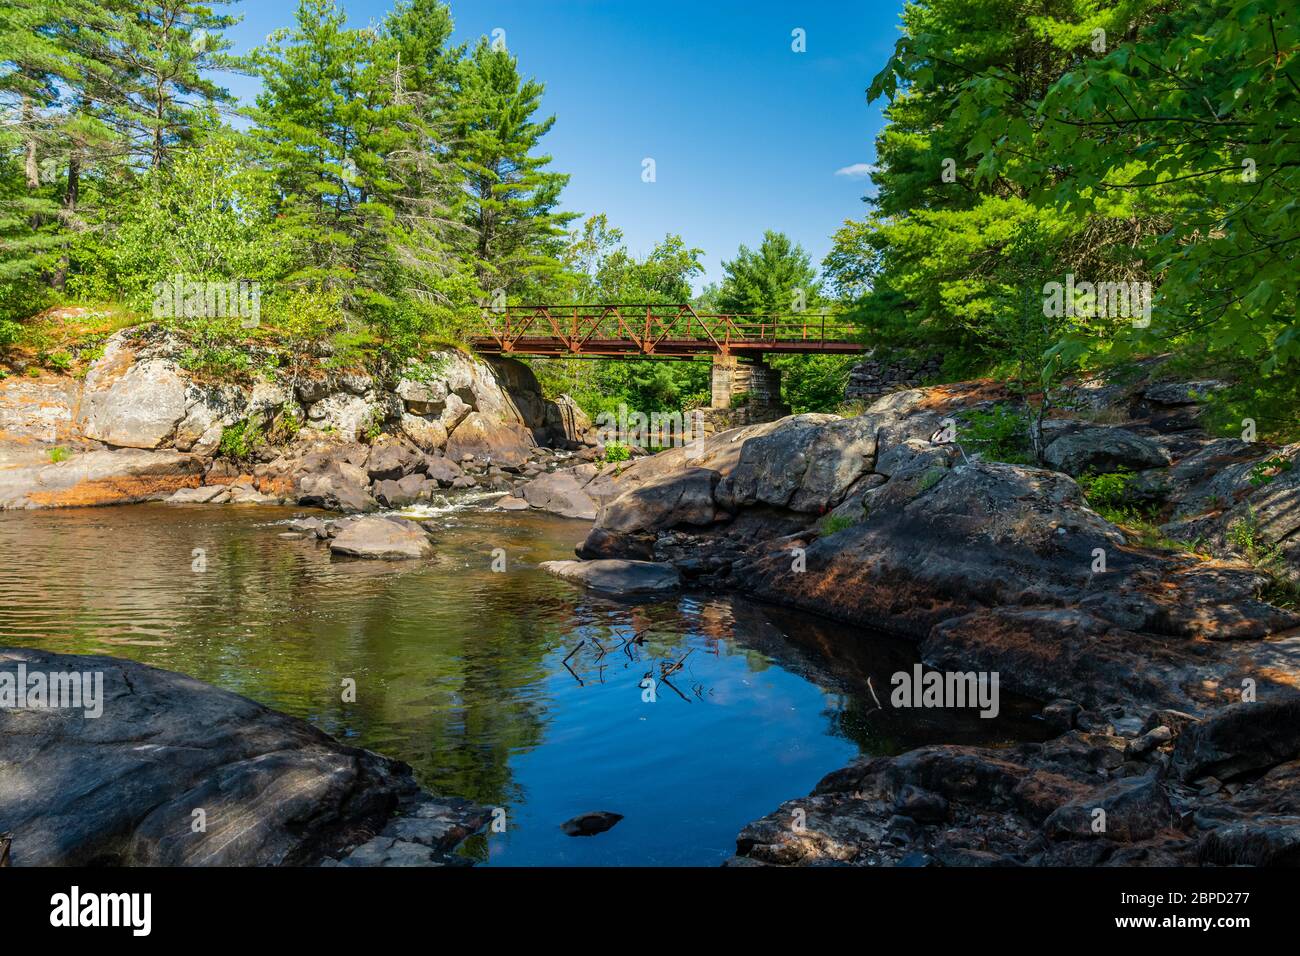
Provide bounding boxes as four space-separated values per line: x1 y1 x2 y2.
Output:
0 503 1041 866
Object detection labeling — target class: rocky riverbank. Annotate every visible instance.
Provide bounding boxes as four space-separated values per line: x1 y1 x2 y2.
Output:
526 366 1300 865
0 323 598 512
0 647 489 866
7 326 1300 867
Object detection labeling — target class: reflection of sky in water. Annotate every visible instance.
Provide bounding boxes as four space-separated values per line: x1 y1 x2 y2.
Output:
0 503 1041 866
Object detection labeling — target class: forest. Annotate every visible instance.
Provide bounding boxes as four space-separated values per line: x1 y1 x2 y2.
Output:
1 0 1297 437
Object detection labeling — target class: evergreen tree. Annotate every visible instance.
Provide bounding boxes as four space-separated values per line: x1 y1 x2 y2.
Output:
450 38 574 299
717 231 821 314
251 0 406 310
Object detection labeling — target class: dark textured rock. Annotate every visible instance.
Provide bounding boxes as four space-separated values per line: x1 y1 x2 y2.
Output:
1042 426 1169 476
1044 773 1172 842
422 455 464 487
365 436 424 481
894 785 948 824
561 811 624 837
0 648 470 866
1172 695 1300 782
297 459 378 513
372 472 429 509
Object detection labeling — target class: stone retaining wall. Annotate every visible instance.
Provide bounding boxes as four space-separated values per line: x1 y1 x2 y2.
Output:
845 353 943 402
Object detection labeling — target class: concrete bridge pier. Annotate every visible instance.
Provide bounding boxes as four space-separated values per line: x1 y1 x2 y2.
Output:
700 355 790 435
709 355 781 409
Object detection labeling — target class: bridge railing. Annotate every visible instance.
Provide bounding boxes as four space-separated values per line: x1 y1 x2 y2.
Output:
474 303 862 355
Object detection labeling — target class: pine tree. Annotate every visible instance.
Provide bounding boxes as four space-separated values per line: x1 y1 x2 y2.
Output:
251 0 408 311
449 38 574 300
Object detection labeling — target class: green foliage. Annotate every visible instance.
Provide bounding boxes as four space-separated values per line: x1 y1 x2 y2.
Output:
1249 456 1294 488
600 440 630 463
362 407 386 443
41 349 72 372
717 231 820 315
451 38 577 299
839 0 1300 437
1 0 571 361
1226 508 1296 605
218 418 264 460
47 445 70 463
959 405 1032 464
1077 470 1136 510
821 514 857 535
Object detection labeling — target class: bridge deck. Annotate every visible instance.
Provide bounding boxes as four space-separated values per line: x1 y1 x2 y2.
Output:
470 304 864 358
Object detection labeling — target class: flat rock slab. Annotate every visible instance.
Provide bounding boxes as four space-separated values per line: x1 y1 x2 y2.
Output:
166 484 228 504
0 648 440 866
329 516 433 560
0 448 204 510
540 559 682 594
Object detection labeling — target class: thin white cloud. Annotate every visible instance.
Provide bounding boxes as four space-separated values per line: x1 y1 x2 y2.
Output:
834 163 876 178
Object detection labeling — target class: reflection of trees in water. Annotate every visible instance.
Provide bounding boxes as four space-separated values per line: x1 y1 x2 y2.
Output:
739 602 1049 754
3 507 1050 819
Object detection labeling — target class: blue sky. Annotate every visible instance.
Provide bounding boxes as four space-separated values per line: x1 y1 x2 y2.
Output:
220 0 904 291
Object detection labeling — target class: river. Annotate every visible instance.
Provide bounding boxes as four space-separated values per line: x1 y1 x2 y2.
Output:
0 499 1042 865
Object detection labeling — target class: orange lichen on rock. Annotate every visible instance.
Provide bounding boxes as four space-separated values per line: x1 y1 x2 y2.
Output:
27 473 201 508
912 379 1009 412
256 474 296 497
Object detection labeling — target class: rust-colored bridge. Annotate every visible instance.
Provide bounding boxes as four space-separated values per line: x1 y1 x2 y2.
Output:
470 304 864 358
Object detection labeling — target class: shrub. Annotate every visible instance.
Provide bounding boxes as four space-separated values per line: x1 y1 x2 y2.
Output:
1077 469 1135 510
362 407 385 443
960 405 1032 464
602 440 631 463
218 419 264 460
48 446 70 463
42 351 73 373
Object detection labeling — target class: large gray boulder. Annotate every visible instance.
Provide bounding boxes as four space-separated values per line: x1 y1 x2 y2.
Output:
297 460 378 513
365 436 423 481
305 393 378 442
422 455 464 487
79 342 189 449
444 412 534 468
540 559 682 594
0 648 422 866
717 414 875 512
1172 695 1300 782
1043 426 1169 476
521 469 598 519
598 466 720 533
398 413 448 453
329 516 433 559
372 473 431 509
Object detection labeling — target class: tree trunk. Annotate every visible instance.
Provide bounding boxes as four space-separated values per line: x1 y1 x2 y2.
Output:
23 97 40 190
51 151 81 291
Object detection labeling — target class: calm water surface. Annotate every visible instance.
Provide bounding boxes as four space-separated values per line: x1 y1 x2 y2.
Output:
0 500 1041 865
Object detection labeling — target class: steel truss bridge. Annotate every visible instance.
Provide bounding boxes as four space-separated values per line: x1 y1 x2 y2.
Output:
470 304 864 358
